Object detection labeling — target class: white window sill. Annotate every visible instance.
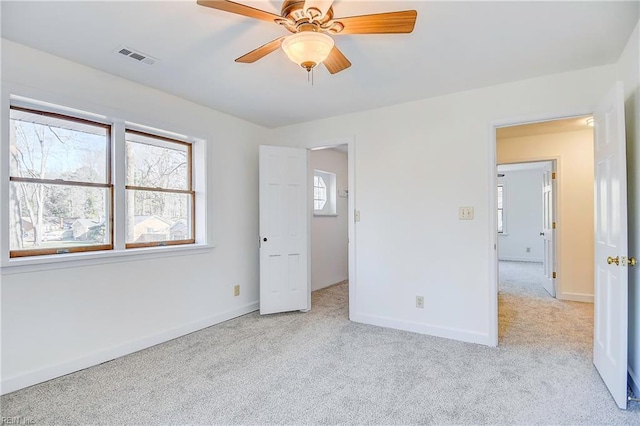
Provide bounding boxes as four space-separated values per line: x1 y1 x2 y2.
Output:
498 233 509 236
1 243 214 275
313 213 338 217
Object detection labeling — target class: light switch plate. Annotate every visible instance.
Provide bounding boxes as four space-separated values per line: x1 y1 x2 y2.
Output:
459 207 474 220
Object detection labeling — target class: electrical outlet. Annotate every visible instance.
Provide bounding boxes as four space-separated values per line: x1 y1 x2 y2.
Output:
416 296 424 309
526 247 531 253
233 285 240 297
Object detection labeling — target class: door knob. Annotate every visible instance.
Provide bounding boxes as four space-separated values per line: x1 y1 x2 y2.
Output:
539 232 544 236
263 237 268 242
631 257 637 267
607 256 619 265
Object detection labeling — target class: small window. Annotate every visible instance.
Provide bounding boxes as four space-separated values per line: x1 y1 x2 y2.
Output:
313 170 336 215
125 130 194 248
9 106 112 257
497 184 505 234
314 174 327 211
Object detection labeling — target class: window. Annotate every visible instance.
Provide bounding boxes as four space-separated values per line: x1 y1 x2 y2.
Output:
313 170 336 215
125 130 194 248
497 184 505 234
6 102 199 260
9 107 112 257
313 174 327 211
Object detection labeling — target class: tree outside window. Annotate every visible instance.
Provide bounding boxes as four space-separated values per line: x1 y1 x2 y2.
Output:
8 107 112 257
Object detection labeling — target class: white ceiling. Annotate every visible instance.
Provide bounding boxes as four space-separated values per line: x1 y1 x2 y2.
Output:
2 1 638 128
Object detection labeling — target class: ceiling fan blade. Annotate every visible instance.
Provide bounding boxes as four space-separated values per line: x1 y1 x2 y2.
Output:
235 36 286 63
197 0 281 24
323 45 351 74
335 10 417 35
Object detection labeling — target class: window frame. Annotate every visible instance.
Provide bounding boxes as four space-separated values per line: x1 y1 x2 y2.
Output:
313 174 327 211
8 106 114 258
313 169 337 216
497 183 506 234
2 96 209 270
124 129 196 249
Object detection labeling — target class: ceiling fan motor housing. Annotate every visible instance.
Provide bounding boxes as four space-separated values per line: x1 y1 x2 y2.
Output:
280 0 334 31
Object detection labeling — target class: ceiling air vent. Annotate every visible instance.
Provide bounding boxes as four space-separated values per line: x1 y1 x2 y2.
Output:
114 46 158 65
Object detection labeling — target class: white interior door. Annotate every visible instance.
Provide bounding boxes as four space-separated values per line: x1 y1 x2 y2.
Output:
541 163 555 297
593 81 628 409
259 145 309 315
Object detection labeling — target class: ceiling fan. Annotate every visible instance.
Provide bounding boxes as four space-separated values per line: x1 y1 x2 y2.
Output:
196 0 418 74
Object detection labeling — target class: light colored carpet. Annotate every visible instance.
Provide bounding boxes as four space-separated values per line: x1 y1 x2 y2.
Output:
2 273 640 425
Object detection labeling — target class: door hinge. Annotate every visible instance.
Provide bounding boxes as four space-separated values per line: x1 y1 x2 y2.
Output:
552 272 557 279
552 172 556 180
552 222 556 229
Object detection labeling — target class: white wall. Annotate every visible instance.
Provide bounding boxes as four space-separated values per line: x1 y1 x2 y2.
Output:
0 40 264 393
268 64 616 345
497 169 544 262
310 148 348 291
497 130 594 301
618 19 640 397
2 20 637 394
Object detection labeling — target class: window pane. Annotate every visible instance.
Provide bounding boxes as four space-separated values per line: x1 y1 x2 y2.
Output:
126 190 192 244
126 132 188 190
10 109 108 183
317 187 326 201
498 209 503 233
497 186 503 209
9 182 110 252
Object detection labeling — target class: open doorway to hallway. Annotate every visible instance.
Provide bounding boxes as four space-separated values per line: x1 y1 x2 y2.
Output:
496 116 594 303
495 116 594 341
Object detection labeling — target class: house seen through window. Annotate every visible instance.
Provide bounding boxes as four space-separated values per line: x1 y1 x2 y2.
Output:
125 130 194 248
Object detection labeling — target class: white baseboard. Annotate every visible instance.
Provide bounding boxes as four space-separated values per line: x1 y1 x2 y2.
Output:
350 312 491 346
498 257 543 263
558 292 594 303
629 367 640 401
1 302 259 395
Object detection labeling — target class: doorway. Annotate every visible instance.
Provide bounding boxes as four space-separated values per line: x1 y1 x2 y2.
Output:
494 116 594 303
309 145 349 298
497 161 555 298
307 137 356 318
257 139 356 317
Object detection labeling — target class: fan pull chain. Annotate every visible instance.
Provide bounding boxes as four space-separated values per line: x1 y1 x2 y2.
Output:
306 68 314 86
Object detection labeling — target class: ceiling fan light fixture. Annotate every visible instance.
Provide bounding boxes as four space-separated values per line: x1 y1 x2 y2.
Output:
281 31 334 71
